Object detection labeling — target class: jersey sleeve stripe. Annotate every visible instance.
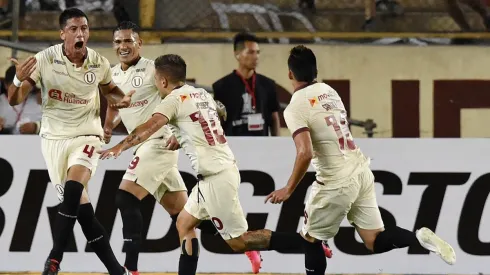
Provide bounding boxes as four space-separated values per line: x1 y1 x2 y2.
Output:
292 127 310 139
26 77 36 87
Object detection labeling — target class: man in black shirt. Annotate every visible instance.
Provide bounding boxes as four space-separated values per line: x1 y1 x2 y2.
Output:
213 32 281 136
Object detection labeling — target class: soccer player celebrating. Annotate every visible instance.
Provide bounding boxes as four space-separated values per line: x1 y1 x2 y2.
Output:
265 45 456 275
8 8 134 275
104 21 265 274
100 54 336 275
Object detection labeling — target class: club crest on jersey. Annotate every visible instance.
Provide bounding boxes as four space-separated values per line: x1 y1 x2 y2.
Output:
84 71 96 84
132 76 143 88
309 97 317 107
180 95 188 102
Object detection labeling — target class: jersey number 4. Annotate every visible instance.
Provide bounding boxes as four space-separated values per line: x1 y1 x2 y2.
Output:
325 115 356 150
82 145 95 158
190 111 227 146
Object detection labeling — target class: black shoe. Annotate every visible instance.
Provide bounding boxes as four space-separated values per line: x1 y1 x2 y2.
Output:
42 258 60 275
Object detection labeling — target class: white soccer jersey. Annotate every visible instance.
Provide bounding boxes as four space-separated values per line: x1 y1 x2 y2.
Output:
27 43 111 139
284 82 369 189
111 57 172 141
153 84 235 176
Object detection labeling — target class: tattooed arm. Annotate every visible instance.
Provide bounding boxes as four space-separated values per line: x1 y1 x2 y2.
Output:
119 113 169 150
98 114 169 159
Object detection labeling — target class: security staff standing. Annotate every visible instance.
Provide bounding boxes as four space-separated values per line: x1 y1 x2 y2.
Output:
213 32 281 136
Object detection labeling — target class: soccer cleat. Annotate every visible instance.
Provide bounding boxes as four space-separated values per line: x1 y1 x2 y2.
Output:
322 241 333 258
416 227 456 265
245 251 262 274
123 266 139 275
42 258 60 275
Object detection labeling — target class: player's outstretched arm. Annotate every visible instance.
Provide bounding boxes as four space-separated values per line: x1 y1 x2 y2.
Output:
102 106 122 143
98 113 169 159
104 106 122 129
99 81 135 108
265 130 313 204
7 57 37 106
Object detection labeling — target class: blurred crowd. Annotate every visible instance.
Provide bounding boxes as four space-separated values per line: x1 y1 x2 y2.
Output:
20 0 490 34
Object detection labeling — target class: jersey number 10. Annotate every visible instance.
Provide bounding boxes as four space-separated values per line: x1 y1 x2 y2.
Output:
190 111 227 146
325 115 356 151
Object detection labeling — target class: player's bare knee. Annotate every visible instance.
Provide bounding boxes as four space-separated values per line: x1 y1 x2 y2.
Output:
176 212 196 239
66 164 91 186
160 191 188 216
166 207 181 217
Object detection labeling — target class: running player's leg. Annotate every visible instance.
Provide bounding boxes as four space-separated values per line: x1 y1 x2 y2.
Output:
159 169 260 275
165 189 260 275
157 168 263 274
41 138 105 274
154 167 189 228
41 138 70 275
68 136 125 275
115 142 175 274
248 229 332 258
350 169 456 264
176 185 204 275
295 180 360 275
157 168 220 235
115 179 149 274
196 166 311 261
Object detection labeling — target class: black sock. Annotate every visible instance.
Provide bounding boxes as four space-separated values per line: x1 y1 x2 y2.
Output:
373 226 418 253
196 220 218 235
48 180 84 262
78 203 124 275
303 239 326 275
268 231 305 252
178 238 199 275
115 189 143 272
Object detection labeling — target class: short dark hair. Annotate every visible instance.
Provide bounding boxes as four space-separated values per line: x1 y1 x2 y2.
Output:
113 21 140 35
4 65 15 84
59 8 89 29
288 45 317 83
233 32 259 52
155 54 187 83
